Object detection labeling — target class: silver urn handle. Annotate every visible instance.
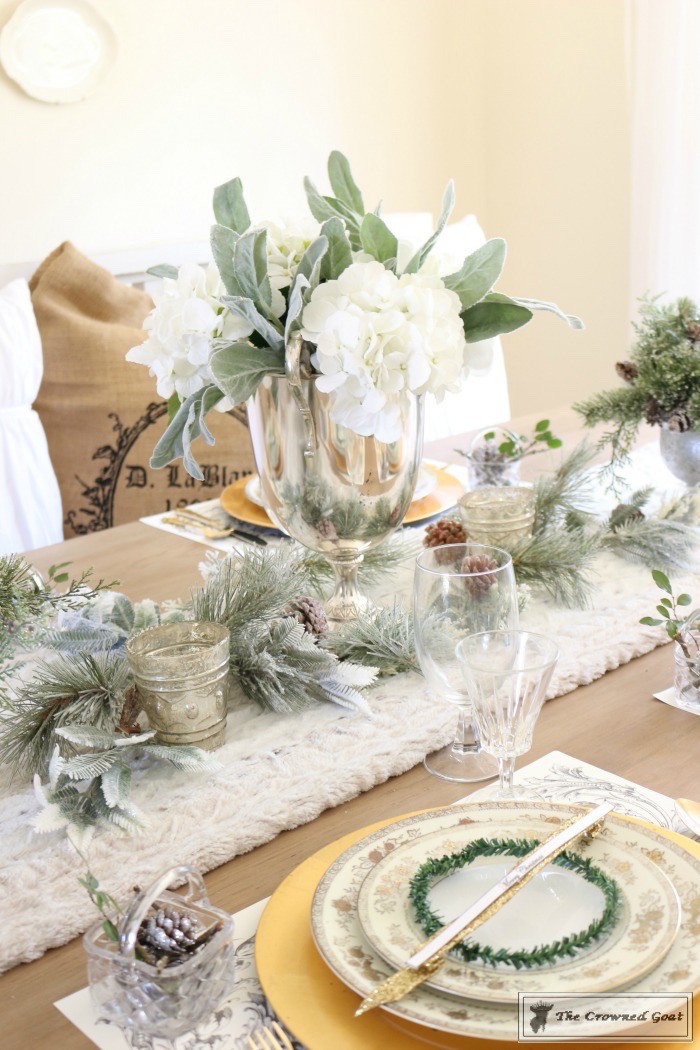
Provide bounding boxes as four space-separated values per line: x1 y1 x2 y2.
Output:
285 333 317 458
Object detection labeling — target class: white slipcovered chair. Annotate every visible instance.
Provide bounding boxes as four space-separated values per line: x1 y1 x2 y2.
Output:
384 213 511 441
0 279 63 554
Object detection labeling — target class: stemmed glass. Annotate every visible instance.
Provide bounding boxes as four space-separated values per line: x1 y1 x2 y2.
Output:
456 630 559 796
414 544 518 783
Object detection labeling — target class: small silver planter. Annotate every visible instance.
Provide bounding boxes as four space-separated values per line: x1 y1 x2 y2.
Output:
126 622 230 750
84 865 236 1039
659 427 700 486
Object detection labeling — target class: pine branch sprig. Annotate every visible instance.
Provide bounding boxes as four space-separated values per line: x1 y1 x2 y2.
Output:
191 548 311 632
531 442 598 534
511 529 599 608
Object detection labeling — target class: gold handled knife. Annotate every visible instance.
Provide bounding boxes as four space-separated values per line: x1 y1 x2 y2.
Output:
355 800 612 1017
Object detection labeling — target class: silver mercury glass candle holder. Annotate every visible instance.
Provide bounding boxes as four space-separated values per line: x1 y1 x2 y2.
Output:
458 485 536 551
126 622 230 751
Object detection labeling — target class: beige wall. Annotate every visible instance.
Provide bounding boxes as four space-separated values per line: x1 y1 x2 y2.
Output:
0 0 488 261
475 0 631 417
0 0 630 418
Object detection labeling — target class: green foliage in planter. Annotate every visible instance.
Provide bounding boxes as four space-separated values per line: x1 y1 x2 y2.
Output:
575 296 700 464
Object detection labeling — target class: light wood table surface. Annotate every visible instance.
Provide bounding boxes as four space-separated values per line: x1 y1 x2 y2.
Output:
4 410 700 1049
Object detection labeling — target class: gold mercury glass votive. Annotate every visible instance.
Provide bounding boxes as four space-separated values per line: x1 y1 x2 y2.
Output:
458 485 536 550
126 622 230 750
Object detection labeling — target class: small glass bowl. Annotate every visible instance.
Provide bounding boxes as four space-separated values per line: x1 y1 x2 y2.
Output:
84 865 236 1039
466 426 522 489
458 485 536 550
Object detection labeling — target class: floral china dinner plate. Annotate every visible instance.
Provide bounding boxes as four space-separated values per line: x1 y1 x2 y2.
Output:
355 816 680 1004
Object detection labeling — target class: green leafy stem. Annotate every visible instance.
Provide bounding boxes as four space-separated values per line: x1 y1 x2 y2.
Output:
408 836 622 970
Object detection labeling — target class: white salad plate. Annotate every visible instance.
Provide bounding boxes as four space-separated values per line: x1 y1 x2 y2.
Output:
0 0 117 104
310 800 698 1042
355 818 680 1004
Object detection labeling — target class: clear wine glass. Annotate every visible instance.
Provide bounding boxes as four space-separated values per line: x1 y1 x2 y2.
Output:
414 544 518 783
456 630 559 796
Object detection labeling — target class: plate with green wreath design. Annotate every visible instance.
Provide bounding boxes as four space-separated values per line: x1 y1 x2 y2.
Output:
354 812 681 1005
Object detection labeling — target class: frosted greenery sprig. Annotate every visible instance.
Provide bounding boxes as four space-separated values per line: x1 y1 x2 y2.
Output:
32 729 213 846
325 604 418 676
0 653 132 778
0 555 116 662
409 836 621 970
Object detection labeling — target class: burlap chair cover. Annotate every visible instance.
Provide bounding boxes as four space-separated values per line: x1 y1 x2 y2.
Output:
31 243 255 536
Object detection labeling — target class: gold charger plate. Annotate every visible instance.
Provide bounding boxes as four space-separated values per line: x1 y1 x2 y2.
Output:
220 463 464 530
256 805 700 1049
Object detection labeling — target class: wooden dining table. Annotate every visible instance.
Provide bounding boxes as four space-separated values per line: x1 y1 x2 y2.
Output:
4 408 700 1049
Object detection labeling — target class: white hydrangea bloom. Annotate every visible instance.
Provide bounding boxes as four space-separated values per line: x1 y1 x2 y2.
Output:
257 217 320 314
126 263 253 406
300 261 466 441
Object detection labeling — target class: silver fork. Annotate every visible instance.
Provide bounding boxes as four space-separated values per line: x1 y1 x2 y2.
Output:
244 1020 296 1049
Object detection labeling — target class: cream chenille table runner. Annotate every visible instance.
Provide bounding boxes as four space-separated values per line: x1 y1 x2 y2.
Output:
1 444 699 973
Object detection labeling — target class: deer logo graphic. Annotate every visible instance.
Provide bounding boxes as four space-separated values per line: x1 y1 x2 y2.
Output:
530 1001 554 1033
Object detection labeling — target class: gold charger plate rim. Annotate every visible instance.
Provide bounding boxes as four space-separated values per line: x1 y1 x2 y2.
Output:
255 802 700 1049
220 462 464 530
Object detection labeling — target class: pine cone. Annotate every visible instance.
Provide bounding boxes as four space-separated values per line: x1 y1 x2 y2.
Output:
316 518 338 541
286 595 329 641
615 360 639 384
644 396 667 426
460 553 499 597
668 412 692 433
686 322 700 343
608 503 644 531
137 905 201 963
424 518 467 548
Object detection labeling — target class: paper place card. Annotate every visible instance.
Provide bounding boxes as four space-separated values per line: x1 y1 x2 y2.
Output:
654 685 700 717
463 749 696 837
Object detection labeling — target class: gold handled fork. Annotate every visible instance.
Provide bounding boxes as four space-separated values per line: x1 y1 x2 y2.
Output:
162 512 267 546
245 1020 295 1050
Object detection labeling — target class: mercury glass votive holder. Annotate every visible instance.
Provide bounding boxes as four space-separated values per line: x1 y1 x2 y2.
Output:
126 622 230 750
458 485 536 551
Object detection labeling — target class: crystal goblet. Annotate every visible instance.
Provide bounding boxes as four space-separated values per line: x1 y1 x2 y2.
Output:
456 629 559 796
414 544 518 783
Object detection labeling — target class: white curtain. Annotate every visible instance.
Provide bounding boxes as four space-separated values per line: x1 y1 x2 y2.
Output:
629 0 700 310
0 279 63 554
